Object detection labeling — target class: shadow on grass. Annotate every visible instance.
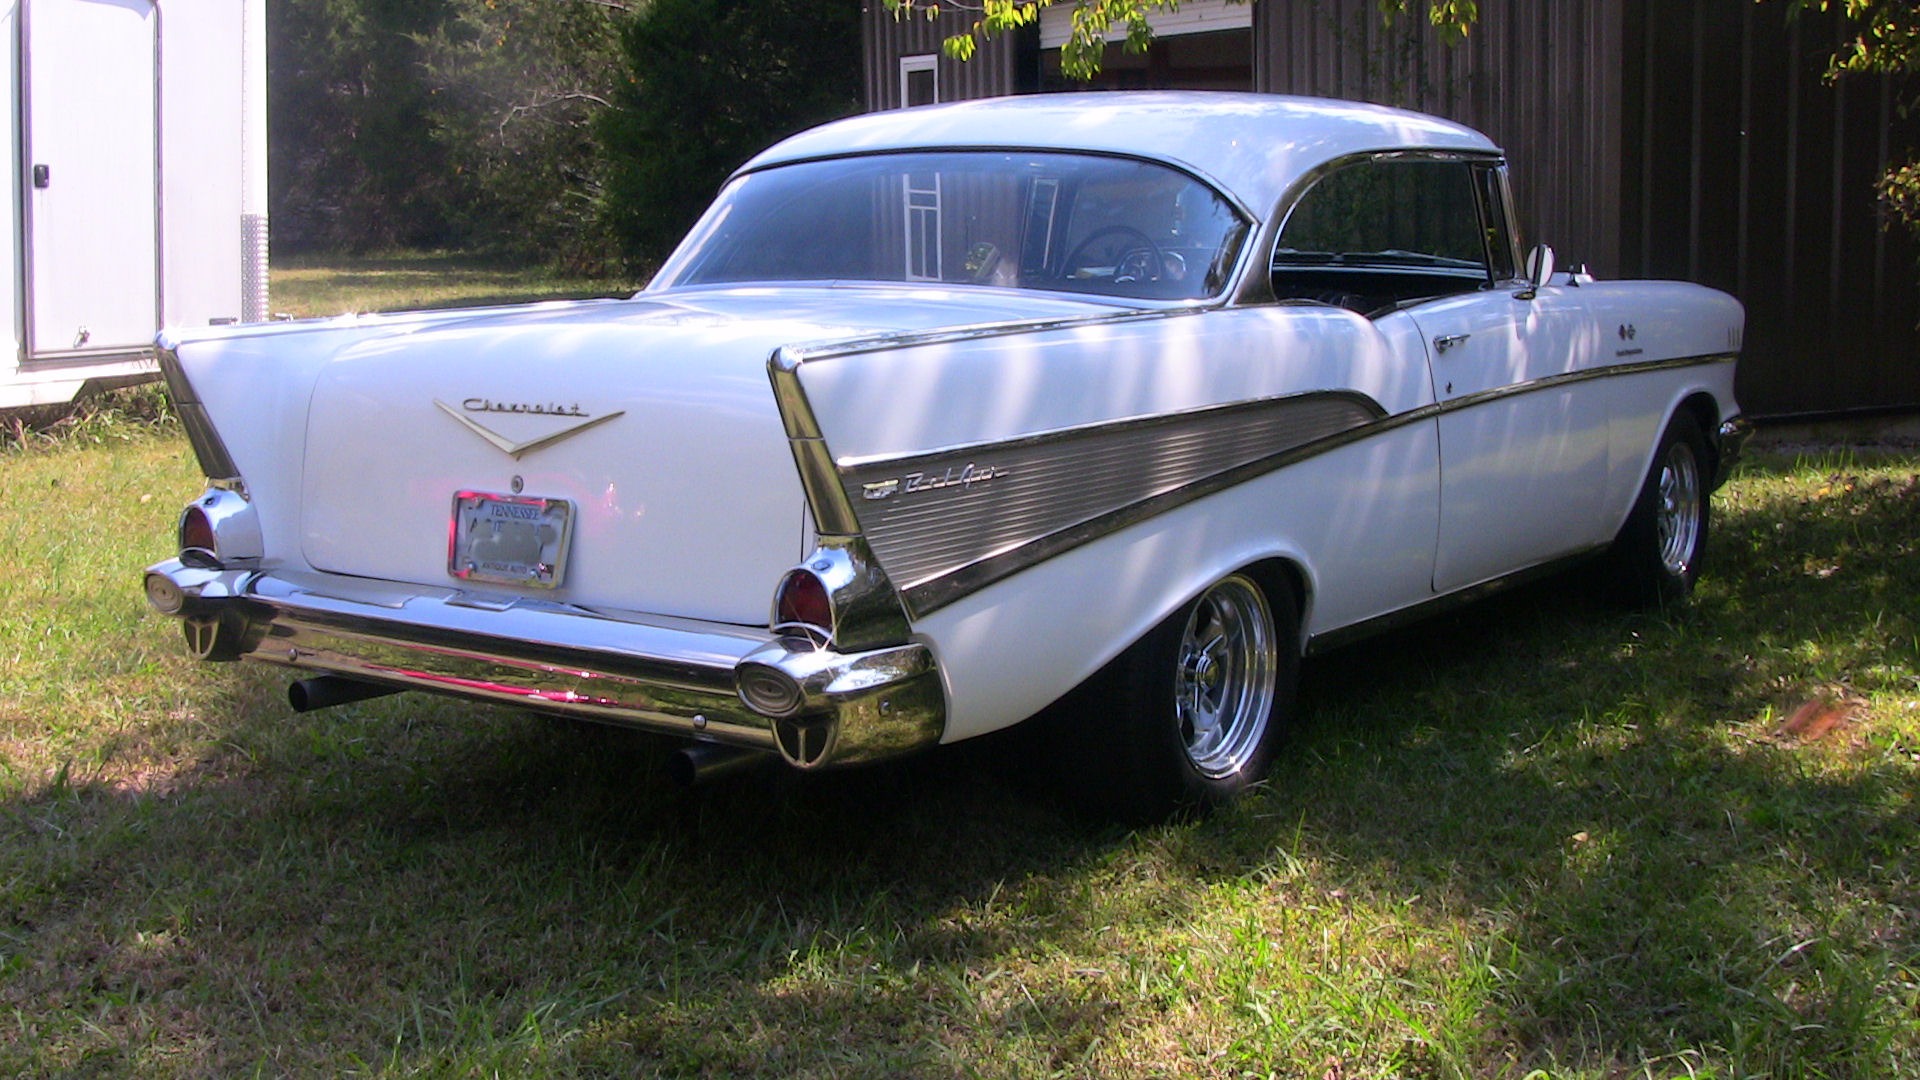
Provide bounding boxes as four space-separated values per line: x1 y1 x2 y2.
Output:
2 453 1915 1074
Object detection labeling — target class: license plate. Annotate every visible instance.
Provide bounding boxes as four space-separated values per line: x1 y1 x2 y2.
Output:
448 491 574 589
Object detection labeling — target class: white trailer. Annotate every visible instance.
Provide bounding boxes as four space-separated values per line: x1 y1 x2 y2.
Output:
0 0 266 410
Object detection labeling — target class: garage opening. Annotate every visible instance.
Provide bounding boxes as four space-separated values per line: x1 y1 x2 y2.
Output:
1038 0 1252 92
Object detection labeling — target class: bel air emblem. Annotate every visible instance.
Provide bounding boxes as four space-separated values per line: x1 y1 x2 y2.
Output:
863 462 1007 501
435 398 625 459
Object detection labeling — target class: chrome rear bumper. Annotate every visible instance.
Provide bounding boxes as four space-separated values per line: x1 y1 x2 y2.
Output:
142 560 945 769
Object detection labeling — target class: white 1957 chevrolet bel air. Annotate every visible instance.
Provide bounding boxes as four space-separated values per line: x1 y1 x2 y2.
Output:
144 93 1747 815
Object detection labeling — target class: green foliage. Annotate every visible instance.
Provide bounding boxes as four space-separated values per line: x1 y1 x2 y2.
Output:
883 0 1478 80
271 0 631 266
1781 1 1920 234
1808 0 1920 76
417 1 630 271
269 0 463 252
595 0 862 268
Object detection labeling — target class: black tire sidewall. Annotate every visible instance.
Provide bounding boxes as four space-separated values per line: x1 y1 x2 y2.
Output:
1614 411 1711 606
1111 571 1300 814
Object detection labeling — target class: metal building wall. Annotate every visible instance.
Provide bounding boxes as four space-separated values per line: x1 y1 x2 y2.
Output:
1622 2 1919 417
1256 1 1625 282
863 4 1026 110
861 1 1920 417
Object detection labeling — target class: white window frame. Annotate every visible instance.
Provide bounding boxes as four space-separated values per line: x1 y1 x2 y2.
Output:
899 54 938 108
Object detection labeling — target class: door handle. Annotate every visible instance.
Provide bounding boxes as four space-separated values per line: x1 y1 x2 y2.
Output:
1434 333 1470 354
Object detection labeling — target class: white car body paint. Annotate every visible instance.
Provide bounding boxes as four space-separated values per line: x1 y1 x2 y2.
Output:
145 94 1746 776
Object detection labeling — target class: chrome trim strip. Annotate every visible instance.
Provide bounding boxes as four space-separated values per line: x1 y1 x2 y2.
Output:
781 306 1215 366
157 346 243 482
835 389 1386 472
769 347 860 536
842 391 1386 617
1424 352 1738 417
870 351 1735 616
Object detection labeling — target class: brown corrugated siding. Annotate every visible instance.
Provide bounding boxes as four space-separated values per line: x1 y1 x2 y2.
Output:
862 4 1022 110
1256 0 1624 281
1621 1 1919 415
863 1 1919 417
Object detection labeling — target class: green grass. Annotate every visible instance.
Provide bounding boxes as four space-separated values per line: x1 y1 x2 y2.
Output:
269 252 644 318
1 421 1915 1076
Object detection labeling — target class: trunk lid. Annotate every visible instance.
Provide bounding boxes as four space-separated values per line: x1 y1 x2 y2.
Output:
299 287 1122 625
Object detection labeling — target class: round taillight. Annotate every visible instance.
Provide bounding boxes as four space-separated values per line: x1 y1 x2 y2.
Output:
773 569 832 639
179 505 217 557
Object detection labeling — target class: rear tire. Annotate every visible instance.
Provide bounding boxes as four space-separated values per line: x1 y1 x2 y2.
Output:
1097 570 1299 818
1609 411 1710 607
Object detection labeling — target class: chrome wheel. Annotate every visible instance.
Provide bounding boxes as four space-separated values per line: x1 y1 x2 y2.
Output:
1174 574 1278 779
1656 439 1702 578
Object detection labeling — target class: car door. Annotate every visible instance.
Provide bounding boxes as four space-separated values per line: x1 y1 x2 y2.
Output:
1401 162 1608 593
1274 156 1609 597
1411 284 1606 593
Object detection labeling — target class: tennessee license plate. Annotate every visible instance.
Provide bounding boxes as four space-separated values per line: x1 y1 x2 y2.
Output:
448 491 574 589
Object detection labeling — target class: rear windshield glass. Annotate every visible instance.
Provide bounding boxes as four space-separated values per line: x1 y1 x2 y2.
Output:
652 151 1249 302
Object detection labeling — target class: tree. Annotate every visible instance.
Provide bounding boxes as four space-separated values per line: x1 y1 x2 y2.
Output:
881 0 1479 80
270 0 634 263
269 0 461 252
596 0 862 268
1782 0 1920 234
419 0 631 268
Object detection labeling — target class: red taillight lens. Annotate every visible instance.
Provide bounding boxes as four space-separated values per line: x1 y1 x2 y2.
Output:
773 569 833 639
179 505 217 556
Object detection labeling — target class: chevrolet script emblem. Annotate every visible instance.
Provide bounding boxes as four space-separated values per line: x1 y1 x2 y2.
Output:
434 399 626 459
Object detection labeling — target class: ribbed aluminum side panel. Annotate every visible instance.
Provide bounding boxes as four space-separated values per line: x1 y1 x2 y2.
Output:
241 212 269 322
841 393 1379 602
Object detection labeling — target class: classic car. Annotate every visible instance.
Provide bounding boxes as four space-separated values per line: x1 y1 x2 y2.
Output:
143 93 1748 815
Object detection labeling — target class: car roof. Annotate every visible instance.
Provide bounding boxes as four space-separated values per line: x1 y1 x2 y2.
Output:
736 91 1501 219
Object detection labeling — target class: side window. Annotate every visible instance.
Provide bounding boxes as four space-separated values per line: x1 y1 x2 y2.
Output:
1278 159 1486 269
1271 157 1493 311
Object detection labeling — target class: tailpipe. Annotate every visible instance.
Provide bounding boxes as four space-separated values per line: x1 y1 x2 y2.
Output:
289 676 402 713
668 743 774 788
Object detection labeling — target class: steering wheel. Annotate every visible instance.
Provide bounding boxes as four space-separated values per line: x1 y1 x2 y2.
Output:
1062 225 1164 284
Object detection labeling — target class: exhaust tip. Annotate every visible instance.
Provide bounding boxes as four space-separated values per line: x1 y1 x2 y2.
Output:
668 743 772 787
288 676 401 713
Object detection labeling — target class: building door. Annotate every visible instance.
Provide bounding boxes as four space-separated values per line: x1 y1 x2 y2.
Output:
23 0 159 359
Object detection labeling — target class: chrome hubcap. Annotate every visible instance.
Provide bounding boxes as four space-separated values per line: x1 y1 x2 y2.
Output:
1174 575 1278 779
1655 440 1702 577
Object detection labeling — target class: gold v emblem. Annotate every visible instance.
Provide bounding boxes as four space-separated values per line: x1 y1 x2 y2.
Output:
434 399 625 459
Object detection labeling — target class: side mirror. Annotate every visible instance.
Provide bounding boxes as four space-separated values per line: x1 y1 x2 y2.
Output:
1517 244 1555 300
1527 245 1556 287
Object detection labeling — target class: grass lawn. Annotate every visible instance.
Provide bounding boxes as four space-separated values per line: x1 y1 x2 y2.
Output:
268 252 644 318
1 411 1915 1075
